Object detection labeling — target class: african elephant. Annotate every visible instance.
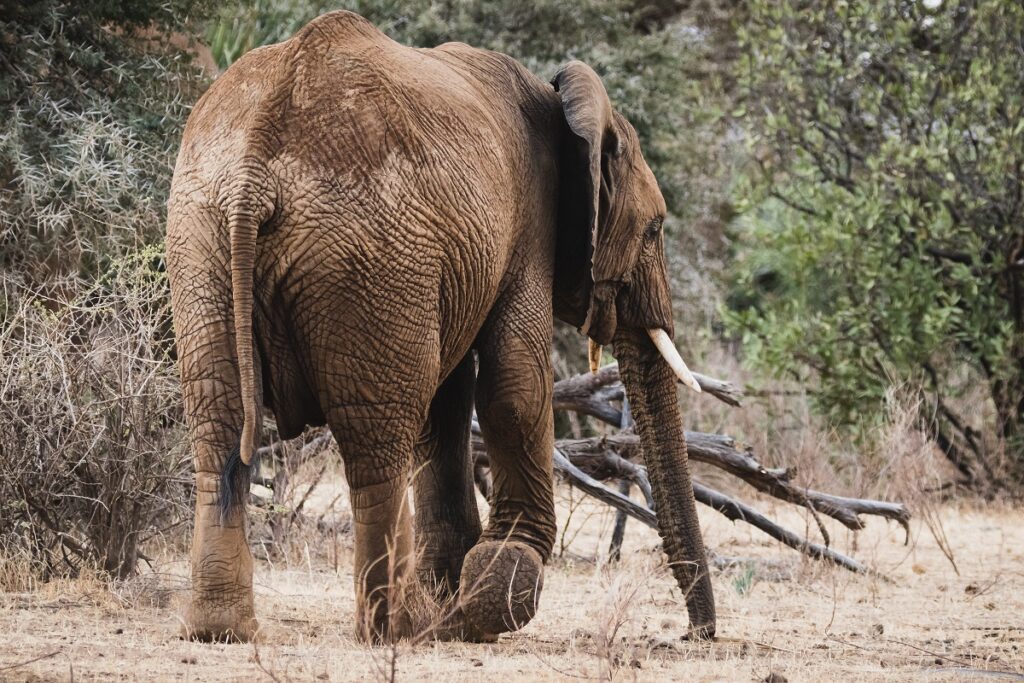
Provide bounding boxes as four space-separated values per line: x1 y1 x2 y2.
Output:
166 10 715 643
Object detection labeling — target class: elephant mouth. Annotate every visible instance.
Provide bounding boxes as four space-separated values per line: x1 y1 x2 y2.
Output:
587 329 701 396
580 281 621 345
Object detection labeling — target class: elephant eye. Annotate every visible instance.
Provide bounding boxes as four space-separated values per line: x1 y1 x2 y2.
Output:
644 217 663 240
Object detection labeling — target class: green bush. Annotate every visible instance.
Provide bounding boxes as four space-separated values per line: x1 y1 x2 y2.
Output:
726 1 1024 487
0 1 211 281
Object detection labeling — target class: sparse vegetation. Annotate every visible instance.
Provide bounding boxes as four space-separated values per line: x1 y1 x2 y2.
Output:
0 0 208 583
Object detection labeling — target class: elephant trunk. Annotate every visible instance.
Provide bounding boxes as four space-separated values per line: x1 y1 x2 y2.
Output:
615 330 716 639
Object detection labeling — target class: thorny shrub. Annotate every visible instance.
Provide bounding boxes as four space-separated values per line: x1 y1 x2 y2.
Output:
0 252 191 582
0 1 208 281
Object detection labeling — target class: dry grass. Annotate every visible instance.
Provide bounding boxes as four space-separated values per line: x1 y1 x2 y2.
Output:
1 468 1022 682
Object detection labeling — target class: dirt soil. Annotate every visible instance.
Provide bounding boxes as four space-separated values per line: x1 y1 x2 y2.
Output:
2 477 1023 682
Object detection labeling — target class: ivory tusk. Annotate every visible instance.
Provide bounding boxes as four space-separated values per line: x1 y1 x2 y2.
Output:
647 328 702 393
588 339 603 374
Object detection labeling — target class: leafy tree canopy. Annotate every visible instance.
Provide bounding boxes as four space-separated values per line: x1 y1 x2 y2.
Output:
726 0 1024 487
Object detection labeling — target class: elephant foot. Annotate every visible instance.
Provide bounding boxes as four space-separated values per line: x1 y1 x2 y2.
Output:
458 540 543 634
183 598 258 642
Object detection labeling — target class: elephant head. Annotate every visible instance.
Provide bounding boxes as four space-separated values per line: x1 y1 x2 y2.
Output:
552 61 716 639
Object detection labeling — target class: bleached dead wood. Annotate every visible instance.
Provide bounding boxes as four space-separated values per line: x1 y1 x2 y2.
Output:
546 446 872 574
555 432 911 541
553 363 743 421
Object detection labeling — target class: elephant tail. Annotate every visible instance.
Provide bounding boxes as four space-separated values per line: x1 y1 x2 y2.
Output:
226 162 274 470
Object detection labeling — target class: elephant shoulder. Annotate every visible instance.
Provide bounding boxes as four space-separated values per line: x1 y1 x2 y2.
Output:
431 42 536 84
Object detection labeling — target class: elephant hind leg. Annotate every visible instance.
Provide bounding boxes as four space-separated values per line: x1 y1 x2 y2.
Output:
412 353 482 595
330 403 429 643
343 453 430 643
168 205 258 642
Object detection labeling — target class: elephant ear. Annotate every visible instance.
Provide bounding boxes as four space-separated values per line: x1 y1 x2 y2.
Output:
552 61 623 344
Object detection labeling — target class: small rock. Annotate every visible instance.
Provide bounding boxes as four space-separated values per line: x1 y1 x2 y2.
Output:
114 628 123 635
870 623 884 636
472 659 483 667
965 583 980 595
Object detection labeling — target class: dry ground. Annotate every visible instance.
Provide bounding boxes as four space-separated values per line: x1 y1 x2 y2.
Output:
2 475 1023 682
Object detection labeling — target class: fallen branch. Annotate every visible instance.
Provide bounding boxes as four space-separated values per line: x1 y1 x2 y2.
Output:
551 449 656 528
553 363 742 424
556 432 910 541
690 481 872 575
467 423 886 575
549 446 872 575
0 650 63 673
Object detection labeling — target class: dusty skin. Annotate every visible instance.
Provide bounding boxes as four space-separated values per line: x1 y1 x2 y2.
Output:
2 478 1022 682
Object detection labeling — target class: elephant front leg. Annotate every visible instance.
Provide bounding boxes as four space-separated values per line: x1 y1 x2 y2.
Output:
411 354 494 641
185 470 258 642
460 304 557 635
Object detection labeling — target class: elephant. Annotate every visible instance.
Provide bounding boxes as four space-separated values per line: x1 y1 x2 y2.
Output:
166 10 715 643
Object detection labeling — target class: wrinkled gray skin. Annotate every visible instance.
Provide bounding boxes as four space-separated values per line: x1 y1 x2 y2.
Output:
167 10 715 643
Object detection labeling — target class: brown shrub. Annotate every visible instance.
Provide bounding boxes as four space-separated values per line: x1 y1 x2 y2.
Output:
0 255 190 581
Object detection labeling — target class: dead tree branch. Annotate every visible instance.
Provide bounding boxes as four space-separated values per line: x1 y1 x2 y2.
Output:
492 364 905 573
553 363 743 419
468 420 894 574
556 433 910 540
549 446 872 575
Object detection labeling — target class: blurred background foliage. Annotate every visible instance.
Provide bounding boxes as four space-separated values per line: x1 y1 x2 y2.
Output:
0 0 1021 579
0 0 213 280
724 0 1024 488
